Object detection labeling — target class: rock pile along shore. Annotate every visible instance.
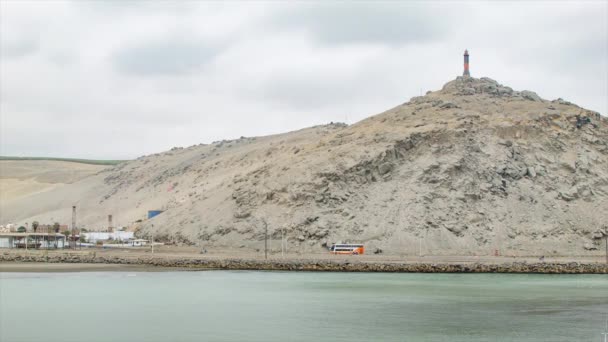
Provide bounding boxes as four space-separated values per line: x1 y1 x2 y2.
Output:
1 252 606 274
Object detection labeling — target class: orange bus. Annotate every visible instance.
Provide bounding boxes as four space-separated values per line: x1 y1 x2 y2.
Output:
329 243 364 255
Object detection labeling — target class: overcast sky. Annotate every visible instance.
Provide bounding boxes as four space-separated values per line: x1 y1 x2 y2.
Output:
1 1 606 159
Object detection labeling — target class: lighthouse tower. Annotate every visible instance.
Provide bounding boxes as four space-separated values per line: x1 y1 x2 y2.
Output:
463 49 470 77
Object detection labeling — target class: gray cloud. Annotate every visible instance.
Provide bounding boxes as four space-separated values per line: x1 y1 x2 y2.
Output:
240 59 406 111
273 2 457 46
73 0 199 15
0 37 39 59
113 38 217 76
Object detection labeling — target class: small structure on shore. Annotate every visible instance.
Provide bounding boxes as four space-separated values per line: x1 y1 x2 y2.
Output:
128 239 149 247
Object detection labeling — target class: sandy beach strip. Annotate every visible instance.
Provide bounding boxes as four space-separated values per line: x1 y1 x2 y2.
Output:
0 262 178 273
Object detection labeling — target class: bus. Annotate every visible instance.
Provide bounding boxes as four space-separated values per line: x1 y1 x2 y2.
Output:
329 243 364 255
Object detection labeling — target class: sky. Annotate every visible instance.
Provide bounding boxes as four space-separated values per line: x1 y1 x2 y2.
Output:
1 1 606 159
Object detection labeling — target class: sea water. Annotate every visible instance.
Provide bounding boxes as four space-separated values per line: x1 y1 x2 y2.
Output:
1 271 607 342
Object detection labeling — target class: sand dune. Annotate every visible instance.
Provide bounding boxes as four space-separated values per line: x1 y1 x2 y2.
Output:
0 160 107 206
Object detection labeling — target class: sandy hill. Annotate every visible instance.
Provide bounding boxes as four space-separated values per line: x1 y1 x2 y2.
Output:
2 77 607 255
0 160 108 208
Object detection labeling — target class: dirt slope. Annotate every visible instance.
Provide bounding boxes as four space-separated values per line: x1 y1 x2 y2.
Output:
2 77 607 255
0 160 107 208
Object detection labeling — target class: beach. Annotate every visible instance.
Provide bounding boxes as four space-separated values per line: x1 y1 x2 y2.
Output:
0 262 168 272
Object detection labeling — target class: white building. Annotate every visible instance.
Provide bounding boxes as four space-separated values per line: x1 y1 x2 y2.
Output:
83 231 134 243
127 239 149 247
0 233 66 249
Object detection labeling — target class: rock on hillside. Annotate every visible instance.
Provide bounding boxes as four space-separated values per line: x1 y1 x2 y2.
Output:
3 77 607 255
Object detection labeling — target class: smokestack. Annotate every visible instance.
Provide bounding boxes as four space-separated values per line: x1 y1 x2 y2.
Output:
71 206 77 249
463 49 470 77
108 214 113 232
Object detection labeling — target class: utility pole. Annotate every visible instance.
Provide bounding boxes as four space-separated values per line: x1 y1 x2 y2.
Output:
151 224 154 254
263 219 268 260
71 206 76 249
281 228 284 257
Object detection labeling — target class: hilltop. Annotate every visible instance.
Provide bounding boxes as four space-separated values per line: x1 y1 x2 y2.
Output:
2 77 607 255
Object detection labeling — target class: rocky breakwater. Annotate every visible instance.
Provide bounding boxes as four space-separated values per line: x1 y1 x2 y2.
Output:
1 251 606 274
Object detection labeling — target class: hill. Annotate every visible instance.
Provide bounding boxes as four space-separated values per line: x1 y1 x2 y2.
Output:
0 156 126 166
0 160 109 211
2 77 607 255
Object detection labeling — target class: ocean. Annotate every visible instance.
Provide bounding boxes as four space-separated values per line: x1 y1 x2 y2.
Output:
1 271 607 341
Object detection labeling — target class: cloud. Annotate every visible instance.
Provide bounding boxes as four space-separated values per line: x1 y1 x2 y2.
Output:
72 0 200 15
0 1 42 60
272 2 459 46
0 37 39 59
112 38 218 76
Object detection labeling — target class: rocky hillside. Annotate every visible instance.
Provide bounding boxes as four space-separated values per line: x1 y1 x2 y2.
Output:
3 77 607 255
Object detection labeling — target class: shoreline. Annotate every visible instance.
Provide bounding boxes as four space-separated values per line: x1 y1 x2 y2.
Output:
1 251 607 273
0 262 178 273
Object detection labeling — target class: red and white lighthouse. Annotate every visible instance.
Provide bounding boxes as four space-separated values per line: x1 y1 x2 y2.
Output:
463 49 470 77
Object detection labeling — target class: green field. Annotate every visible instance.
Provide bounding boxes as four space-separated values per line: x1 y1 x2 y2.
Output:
0 156 127 165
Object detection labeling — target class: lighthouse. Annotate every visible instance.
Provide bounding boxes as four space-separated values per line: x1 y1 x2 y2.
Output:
463 49 470 77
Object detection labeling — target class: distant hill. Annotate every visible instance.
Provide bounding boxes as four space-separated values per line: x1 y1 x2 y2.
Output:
0 156 126 166
2 77 607 255
0 159 110 208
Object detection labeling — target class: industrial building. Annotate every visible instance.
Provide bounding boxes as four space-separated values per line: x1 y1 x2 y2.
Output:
83 231 134 243
0 232 67 249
